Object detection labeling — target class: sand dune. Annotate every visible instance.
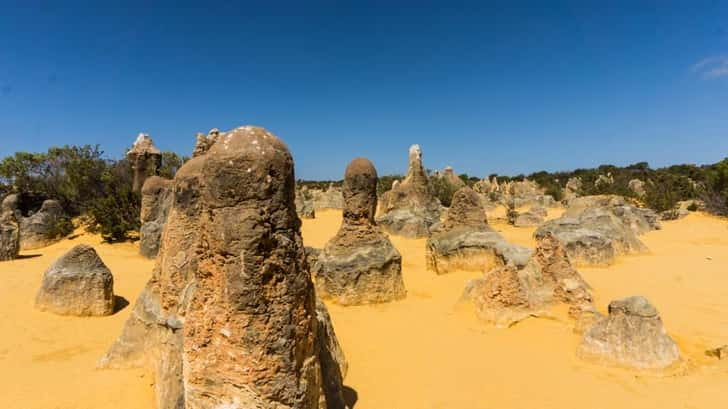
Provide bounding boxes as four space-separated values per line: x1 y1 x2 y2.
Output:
1 210 727 408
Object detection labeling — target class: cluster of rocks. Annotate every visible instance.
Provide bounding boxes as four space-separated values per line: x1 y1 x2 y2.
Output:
0 193 68 252
100 126 348 409
312 158 406 305
139 176 173 258
127 133 162 193
461 232 594 327
376 145 442 238
473 177 556 209
35 244 116 316
535 195 660 266
426 187 531 275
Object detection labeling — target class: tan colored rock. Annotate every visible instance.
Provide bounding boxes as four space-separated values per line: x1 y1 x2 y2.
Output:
35 244 115 316
127 133 162 193
0 195 20 261
139 176 173 258
314 157 405 305
377 145 441 238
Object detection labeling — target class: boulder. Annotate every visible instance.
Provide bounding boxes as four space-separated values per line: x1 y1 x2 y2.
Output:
35 244 115 316
462 232 594 328
513 205 547 227
535 195 659 266
139 176 173 258
0 196 20 261
127 133 162 193
102 125 346 409
427 187 531 274
578 296 680 370
314 157 406 305
377 145 441 238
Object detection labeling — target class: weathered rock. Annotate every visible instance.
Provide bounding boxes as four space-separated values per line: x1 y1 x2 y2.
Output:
563 177 582 203
139 176 173 258
103 126 346 409
595 173 614 188
462 232 593 327
0 196 20 261
192 128 220 158
316 298 349 409
427 187 531 274
578 296 680 370
513 205 547 227
297 186 316 219
17 199 66 250
377 145 441 238
628 179 646 198
535 195 659 266
314 157 405 305
35 244 115 316
127 133 162 193
312 184 345 210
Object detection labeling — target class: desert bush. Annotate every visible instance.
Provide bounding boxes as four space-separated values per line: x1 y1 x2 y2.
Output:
86 160 140 242
429 174 460 207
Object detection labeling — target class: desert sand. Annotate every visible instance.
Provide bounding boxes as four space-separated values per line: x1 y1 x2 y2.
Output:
1 209 727 409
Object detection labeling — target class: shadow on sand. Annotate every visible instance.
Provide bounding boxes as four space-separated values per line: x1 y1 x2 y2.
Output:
112 295 130 314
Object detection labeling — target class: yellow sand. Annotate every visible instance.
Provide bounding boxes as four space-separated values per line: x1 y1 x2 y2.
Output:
2 209 727 408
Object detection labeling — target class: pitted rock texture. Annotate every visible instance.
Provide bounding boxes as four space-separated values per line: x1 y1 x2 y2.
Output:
377 145 441 238
462 232 593 328
35 244 115 316
535 195 660 266
139 176 174 258
314 157 405 305
103 125 347 409
427 187 531 275
0 196 20 261
128 133 162 193
513 205 547 227
578 296 680 370
192 128 220 158
296 186 316 219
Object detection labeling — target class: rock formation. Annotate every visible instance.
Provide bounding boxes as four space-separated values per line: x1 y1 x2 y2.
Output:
139 176 174 258
427 187 531 274
0 195 20 261
127 133 162 193
563 177 582 203
296 186 316 219
11 197 67 250
578 296 680 370
35 244 115 316
311 183 345 210
513 205 547 227
192 128 220 158
101 125 347 409
313 157 405 305
462 232 594 328
535 195 660 266
377 145 441 238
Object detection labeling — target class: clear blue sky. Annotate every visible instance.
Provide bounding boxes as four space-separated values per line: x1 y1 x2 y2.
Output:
1 1 727 180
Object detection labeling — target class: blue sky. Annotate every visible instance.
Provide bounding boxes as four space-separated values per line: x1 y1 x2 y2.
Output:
1 1 727 180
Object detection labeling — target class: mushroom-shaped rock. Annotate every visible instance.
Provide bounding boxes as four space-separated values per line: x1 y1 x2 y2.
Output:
427 187 531 274
578 296 680 370
127 133 162 193
376 144 442 238
35 244 115 316
139 176 173 258
314 157 406 305
462 232 594 327
0 196 20 261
